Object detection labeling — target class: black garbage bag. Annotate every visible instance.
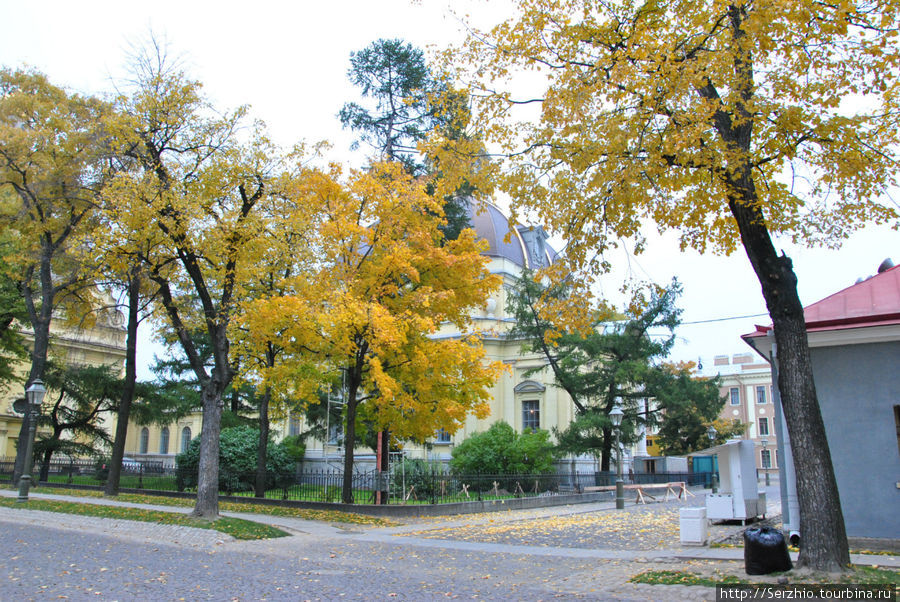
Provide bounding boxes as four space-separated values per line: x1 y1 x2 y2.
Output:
743 526 793 575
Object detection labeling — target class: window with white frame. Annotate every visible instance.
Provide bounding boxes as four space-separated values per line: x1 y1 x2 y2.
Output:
761 449 772 468
522 399 540 432
758 417 769 436
435 428 451 443
756 385 767 404
181 426 192 452
139 427 149 454
289 415 301 437
160 427 169 454
730 387 740 405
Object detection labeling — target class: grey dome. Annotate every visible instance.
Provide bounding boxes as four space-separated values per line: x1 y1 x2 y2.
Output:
465 200 557 269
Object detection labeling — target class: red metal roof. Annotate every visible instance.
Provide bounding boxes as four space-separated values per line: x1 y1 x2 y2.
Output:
802 263 900 330
743 263 900 340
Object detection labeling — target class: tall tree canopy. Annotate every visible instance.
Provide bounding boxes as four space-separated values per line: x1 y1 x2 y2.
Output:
105 50 276 518
238 162 502 504
441 0 900 571
509 273 724 469
0 68 110 483
339 38 439 173
340 38 473 242
228 152 323 497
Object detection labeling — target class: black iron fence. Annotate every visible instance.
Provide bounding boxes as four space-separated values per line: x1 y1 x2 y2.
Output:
0 458 716 505
0 457 170 489
590 470 712 487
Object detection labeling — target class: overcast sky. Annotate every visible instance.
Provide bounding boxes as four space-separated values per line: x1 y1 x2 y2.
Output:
2 0 896 379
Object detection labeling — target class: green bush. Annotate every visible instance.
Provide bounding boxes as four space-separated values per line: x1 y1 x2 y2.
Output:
280 434 306 464
175 426 297 493
94 457 109 482
450 421 557 476
390 458 443 499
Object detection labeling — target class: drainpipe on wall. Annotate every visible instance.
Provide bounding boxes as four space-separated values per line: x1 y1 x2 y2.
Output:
768 334 801 543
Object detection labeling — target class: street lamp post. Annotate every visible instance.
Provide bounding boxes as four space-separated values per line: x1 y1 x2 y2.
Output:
609 404 624 510
707 424 718 494
17 379 46 503
761 438 770 487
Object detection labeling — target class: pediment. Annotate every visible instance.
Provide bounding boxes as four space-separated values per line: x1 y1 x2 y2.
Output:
514 380 546 394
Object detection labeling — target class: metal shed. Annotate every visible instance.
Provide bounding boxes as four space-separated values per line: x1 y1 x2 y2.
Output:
703 439 763 523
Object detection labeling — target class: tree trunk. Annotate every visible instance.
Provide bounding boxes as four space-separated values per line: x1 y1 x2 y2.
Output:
13 351 48 486
13 249 54 486
193 379 224 518
729 186 850 572
106 268 141 496
254 386 271 498
374 429 389 504
600 426 612 472
341 381 360 505
39 446 53 482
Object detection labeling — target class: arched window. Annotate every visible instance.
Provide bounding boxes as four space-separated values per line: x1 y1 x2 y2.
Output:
160 427 170 454
139 427 149 454
181 426 192 452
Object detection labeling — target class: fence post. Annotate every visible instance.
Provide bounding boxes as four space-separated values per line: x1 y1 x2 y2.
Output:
431 466 437 505
138 463 143 489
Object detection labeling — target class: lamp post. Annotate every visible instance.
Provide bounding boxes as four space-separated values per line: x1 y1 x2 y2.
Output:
609 404 624 510
761 438 770 487
707 424 718 494
17 379 46 503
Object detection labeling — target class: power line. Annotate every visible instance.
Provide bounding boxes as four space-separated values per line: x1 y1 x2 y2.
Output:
679 312 768 325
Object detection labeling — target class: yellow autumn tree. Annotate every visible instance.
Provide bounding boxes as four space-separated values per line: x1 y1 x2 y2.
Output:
227 144 326 498
0 68 111 485
440 0 900 571
238 161 502 504
103 50 277 518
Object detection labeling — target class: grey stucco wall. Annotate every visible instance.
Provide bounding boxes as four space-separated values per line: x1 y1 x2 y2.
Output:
809 341 900 540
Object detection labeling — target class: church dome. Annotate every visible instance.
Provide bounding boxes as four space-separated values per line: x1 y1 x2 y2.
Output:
465 200 557 269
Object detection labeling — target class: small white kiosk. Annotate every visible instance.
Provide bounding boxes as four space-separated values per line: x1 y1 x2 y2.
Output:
704 439 763 523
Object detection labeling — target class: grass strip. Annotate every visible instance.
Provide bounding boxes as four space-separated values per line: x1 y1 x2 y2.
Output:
630 570 747 587
32 487 395 526
0 496 289 540
630 566 899 587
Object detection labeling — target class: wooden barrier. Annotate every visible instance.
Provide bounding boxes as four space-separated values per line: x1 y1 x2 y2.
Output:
582 481 694 504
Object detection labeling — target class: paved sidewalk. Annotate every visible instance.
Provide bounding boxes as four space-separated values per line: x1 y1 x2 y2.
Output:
2 486 897 568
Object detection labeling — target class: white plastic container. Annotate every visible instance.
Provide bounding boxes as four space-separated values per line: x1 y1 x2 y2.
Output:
679 506 709 545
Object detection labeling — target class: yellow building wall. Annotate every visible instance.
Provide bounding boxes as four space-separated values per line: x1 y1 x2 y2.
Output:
0 303 127 460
